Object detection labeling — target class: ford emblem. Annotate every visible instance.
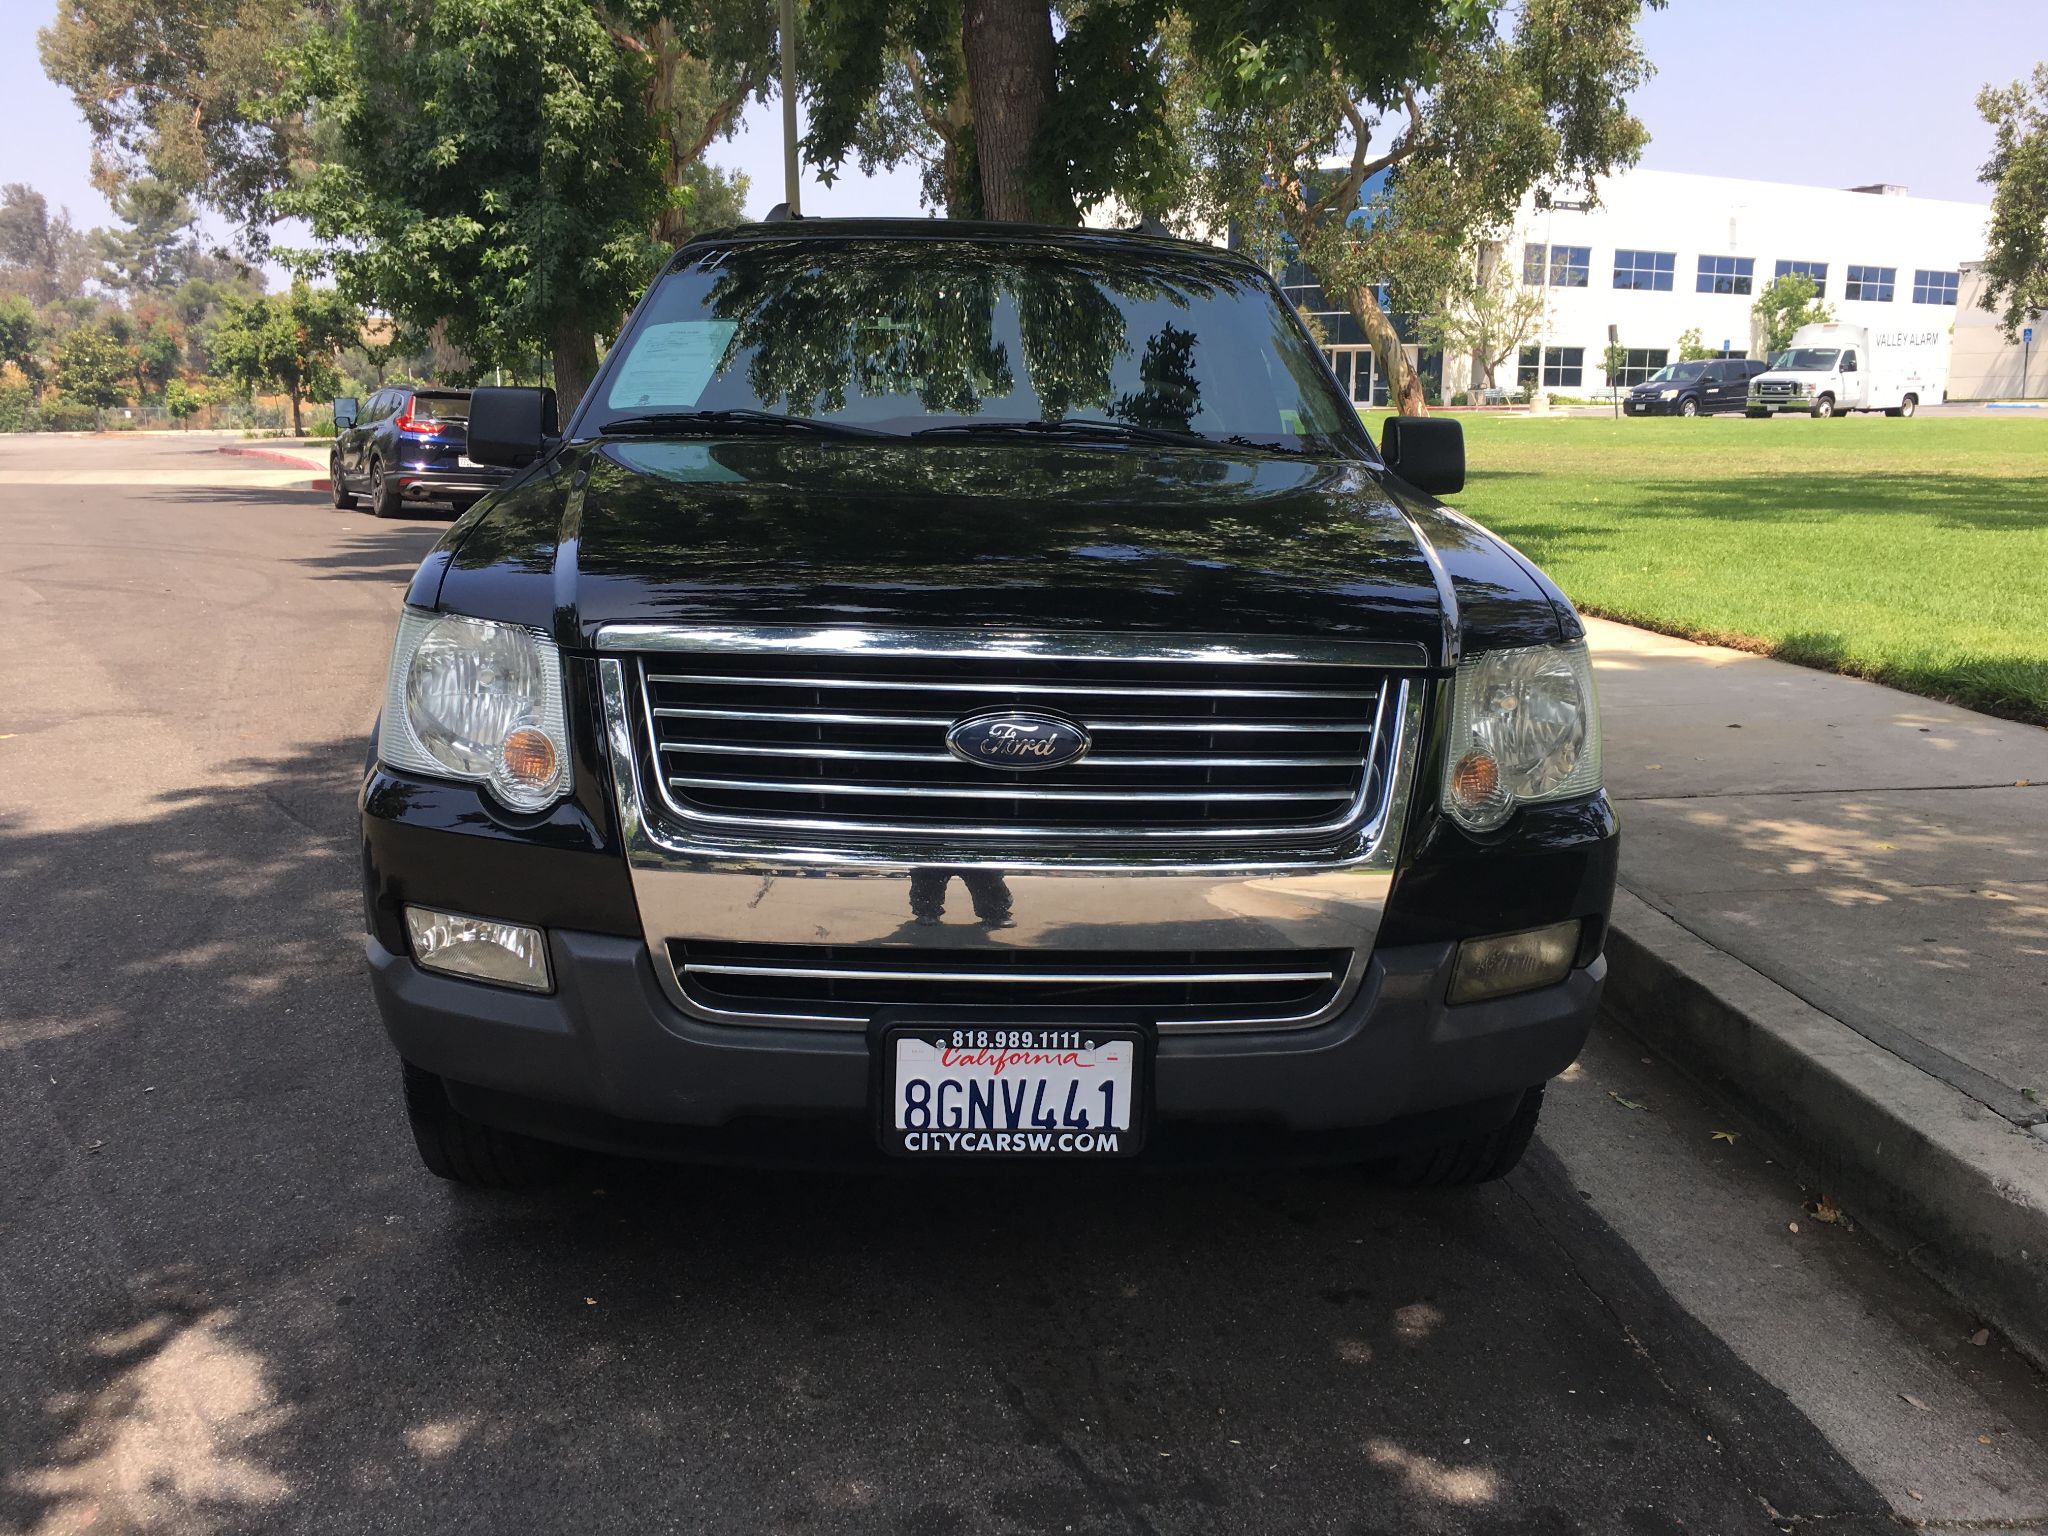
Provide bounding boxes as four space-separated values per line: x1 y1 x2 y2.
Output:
945 710 1091 772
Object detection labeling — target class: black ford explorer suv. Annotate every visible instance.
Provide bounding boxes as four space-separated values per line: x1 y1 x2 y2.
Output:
362 221 1617 1187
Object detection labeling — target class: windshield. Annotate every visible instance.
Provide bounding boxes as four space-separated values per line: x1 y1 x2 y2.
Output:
579 239 1363 453
1645 362 1708 384
1776 348 1841 371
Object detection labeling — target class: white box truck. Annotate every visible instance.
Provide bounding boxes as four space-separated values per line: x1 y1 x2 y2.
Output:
1746 322 1949 419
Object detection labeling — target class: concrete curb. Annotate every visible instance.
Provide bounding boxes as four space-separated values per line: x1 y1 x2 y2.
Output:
217 443 331 488
1603 888 2048 1370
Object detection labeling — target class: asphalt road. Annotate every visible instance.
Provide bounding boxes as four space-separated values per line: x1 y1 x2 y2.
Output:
4 434 2045 1535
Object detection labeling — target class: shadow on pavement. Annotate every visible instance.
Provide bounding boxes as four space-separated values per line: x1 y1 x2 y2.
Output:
0 739 1887 1535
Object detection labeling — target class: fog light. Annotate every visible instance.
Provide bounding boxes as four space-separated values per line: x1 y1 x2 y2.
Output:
1448 919 1581 1005
405 906 552 992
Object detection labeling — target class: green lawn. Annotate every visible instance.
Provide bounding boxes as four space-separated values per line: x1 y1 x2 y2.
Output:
1372 412 2048 725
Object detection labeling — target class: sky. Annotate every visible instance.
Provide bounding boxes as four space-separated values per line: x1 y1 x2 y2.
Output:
0 0 2036 250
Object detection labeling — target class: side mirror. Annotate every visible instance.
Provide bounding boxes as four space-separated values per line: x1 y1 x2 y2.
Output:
1379 415 1464 497
332 396 359 429
466 386 560 468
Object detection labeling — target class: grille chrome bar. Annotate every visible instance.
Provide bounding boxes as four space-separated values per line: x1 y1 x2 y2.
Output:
670 941 1356 1031
665 776 1344 803
684 961 1338 985
648 671 1378 701
661 741 1362 768
653 705 1370 734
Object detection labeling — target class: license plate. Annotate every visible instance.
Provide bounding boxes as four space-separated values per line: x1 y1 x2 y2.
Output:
457 454 480 469
881 1026 1145 1158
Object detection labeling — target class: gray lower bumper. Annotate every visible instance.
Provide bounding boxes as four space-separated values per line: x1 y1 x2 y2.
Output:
367 929 1602 1143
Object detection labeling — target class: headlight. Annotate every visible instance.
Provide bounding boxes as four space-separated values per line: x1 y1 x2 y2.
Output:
378 607 572 811
1441 641 1602 832
1658 389 1680 399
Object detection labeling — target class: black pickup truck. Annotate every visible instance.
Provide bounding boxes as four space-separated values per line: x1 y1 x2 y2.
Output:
361 221 1617 1186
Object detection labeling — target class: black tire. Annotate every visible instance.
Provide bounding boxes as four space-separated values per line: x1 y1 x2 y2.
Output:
329 453 356 509
1744 407 1768 419
1678 395 1698 418
369 456 403 519
1811 396 1835 419
1373 1086 1545 1188
401 1061 550 1188
1894 394 1917 418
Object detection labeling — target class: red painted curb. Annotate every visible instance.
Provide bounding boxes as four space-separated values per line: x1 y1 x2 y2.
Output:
217 442 331 472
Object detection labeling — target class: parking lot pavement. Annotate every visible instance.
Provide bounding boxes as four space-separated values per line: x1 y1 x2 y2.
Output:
3 436 2045 1533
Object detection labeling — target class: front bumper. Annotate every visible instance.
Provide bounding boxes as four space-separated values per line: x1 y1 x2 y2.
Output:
367 927 1602 1160
1624 397 1682 415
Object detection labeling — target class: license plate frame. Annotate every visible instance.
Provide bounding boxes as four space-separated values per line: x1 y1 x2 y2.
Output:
874 1022 1151 1160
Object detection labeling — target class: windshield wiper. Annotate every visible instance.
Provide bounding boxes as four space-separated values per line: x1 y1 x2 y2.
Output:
911 417 1211 448
600 408 891 440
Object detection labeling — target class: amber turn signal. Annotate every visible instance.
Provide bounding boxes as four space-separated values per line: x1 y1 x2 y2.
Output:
501 724 559 789
1449 750 1499 806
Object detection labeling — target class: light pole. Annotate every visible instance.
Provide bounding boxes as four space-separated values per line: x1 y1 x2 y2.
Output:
778 0 801 215
1532 194 1590 411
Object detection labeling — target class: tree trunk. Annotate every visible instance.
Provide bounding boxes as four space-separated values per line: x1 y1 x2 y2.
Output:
1340 283 1426 415
959 0 1057 222
551 323 601 420
289 386 303 437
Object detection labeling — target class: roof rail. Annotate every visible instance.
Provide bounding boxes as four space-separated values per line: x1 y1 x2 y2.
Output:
763 202 804 223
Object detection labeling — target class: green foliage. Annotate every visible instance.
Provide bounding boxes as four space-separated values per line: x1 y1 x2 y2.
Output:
1421 242 1544 387
1977 63 2048 341
0 294 41 384
1601 341 1628 384
99 179 201 292
205 279 362 431
38 0 313 230
277 0 771 408
0 374 37 431
1182 0 1661 413
0 184 100 304
164 375 205 423
1675 327 1711 360
804 0 976 213
54 324 132 415
1751 273 1832 354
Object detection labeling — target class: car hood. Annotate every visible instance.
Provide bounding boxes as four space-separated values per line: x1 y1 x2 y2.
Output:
428 437 1568 665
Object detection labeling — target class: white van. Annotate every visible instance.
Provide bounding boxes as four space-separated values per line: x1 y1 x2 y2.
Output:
1746 322 1948 418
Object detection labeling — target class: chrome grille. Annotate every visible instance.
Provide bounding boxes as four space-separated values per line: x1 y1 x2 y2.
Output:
630 642 1394 840
671 941 1353 1031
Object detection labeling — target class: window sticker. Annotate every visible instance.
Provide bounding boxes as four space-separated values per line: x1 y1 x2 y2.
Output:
606 320 739 410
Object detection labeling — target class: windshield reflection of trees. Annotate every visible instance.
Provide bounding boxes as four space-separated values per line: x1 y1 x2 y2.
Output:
697 244 1245 428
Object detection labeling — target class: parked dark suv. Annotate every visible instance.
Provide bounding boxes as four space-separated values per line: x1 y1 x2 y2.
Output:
330 387 513 517
361 221 1617 1187
1624 357 1768 417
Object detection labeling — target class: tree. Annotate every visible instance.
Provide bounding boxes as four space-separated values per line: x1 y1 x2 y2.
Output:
1752 272 1831 354
1183 0 1659 414
1421 241 1544 392
0 294 42 387
1674 327 1712 360
164 375 206 428
53 324 131 426
99 179 201 293
0 185 101 304
1977 63 2048 341
803 0 1184 224
39 0 314 233
279 0 772 414
206 280 362 434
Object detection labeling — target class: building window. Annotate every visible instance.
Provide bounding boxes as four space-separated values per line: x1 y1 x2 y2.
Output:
1613 250 1675 291
1518 345 1585 388
1548 246 1590 288
1845 265 1895 302
1696 255 1754 295
1611 348 1669 386
1913 269 1959 305
1774 259 1828 297
1524 243 1589 287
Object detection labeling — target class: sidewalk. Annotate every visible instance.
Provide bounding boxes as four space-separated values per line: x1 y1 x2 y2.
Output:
1588 617 2048 1360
